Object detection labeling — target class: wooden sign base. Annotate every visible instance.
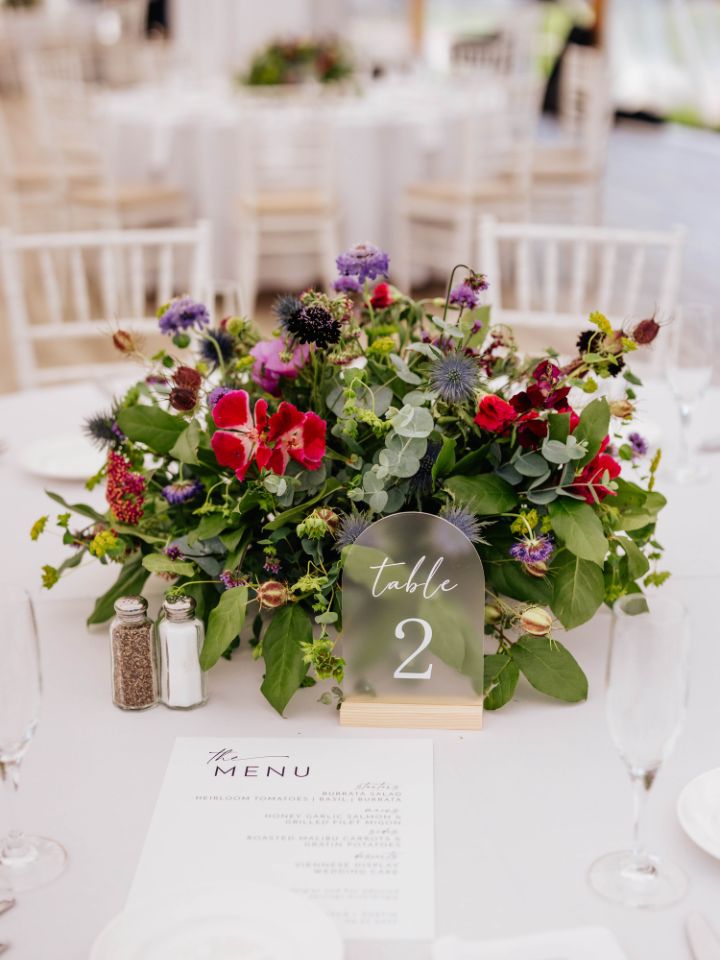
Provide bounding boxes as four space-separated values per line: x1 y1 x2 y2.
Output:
340 695 483 731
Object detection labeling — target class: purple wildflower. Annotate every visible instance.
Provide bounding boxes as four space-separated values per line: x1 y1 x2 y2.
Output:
449 282 479 310
336 242 389 283
161 478 204 505
208 386 232 409
263 557 282 575
333 274 362 294
164 545 182 560
219 569 247 590
509 535 555 564
628 432 648 458
158 297 210 335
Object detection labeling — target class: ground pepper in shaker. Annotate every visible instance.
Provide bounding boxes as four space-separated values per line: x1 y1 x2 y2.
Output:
157 594 207 710
110 596 157 710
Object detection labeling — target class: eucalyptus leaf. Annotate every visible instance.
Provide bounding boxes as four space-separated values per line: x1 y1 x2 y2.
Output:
526 487 559 505
514 452 549 477
391 404 434 439
389 354 422 385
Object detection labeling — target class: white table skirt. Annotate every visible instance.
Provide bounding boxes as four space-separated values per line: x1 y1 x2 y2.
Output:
1 381 719 959
97 77 499 285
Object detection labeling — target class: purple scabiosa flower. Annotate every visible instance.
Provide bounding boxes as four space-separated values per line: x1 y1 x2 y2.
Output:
285 304 341 349
449 282 479 310
628 432 648 458
164 545 183 560
333 274 362 294
335 511 372 551
439 506 489 544
509 535 555 564
336 242 389 283
200 328 235 368
208 386 232 409
158 297 210 335
429 352 479 404
161 478 204 505
219 569 247 590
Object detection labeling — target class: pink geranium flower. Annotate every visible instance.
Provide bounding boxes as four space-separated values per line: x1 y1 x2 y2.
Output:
211 390 326 482
249 338 309 395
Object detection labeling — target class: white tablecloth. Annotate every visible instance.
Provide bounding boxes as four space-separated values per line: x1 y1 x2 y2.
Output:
1 381 719 959
97 76 498 284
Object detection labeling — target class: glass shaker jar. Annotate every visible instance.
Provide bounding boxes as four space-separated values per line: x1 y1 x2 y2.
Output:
110 596 157 710
157 595 207 710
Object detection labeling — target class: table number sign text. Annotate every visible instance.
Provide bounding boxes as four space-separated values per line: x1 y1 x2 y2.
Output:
127 737 435 941
340 512 485 729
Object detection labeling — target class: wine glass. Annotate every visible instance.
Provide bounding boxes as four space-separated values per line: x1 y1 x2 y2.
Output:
666 303 714 483
0 585 66 891
589 592 689 908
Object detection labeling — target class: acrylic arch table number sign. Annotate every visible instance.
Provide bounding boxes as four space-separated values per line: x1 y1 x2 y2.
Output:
340 511 485 730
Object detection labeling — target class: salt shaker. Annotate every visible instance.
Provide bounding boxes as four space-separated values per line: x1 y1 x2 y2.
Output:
110 596 157 710
157 595 207 709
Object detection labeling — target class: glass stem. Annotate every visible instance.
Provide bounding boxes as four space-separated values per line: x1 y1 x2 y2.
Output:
630 769 654 871
0 760 34 865
678 402 694 465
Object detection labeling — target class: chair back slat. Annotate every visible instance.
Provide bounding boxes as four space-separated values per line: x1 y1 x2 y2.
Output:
623 246 646 317
569 241 589 316
515 237 531 312
542 241 559 313
2 221 214 389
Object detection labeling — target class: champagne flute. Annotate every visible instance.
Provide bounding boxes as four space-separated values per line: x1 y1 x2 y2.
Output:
589 593 689 908
0 585 66 891
666 303 714 483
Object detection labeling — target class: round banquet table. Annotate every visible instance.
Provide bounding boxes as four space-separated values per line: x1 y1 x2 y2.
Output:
1 381 719 960
96 75 502 285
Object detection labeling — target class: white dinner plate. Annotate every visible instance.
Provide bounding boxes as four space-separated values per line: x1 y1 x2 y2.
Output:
677 767 720 859
90 883 344 960
16 433 103 481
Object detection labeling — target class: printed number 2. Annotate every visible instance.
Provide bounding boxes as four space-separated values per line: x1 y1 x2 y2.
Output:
393 618 433 680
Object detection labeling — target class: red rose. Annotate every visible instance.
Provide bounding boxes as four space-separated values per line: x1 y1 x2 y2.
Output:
474 395 517 434
571 437 621 504
370 282 393 309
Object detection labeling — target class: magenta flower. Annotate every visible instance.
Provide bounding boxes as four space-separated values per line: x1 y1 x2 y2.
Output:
249 338 309 395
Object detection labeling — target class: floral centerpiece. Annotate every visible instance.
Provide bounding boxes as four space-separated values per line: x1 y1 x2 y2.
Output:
35 243 668 714
241 37 353 87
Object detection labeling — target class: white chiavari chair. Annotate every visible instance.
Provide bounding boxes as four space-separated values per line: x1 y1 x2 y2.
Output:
531 45 613 224
235 102 339 311
479 216 685 361
1 220 213 389
395 76 541 292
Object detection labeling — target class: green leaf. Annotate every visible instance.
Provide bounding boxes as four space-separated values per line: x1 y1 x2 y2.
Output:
486 560 553 605
264 478 341 531
142 554 196 577
547 412 570 443
615 536 650 580
86 556 149 625
445 474 517 515
199 586 248 670
551 552 605 629
46 491 106 524
261 605 311 715
572 398 610 466
389 353 422 385
188 513 228 545
432 435 456 481
169 419 201 465
514 452 548 477
483 654 520 710
391 404 434 438
116 405 186 454
548 499 609 567
510 634 588 703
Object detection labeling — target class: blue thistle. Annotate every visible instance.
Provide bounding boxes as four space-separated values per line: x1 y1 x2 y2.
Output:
335 512 372 551
429 352 479 404
199 328 235 368
439 506 490 544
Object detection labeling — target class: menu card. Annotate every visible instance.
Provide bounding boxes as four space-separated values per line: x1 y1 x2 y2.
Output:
128 737 435 941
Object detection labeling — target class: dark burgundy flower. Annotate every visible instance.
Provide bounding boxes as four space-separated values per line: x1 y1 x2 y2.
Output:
516 414 548 449
631 316 661 345
169 387 197 411
173 366 203 391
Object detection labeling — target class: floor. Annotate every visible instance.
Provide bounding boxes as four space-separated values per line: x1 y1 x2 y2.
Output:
0 108 718 395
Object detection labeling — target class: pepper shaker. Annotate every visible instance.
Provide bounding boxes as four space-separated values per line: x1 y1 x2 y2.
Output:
157 595 207 709
110 596 157 710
